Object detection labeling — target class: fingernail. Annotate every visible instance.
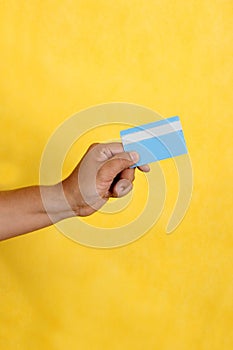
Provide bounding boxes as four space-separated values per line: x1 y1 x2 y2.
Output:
129 151 139 163
143 164 150 172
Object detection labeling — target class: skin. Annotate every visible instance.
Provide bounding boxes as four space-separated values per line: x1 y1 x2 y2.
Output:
0 143 149 241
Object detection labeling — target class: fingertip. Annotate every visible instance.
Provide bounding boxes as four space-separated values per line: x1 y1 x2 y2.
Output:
138 164 150 172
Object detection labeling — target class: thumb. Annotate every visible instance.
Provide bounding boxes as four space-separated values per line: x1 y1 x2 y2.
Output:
97 151 139 183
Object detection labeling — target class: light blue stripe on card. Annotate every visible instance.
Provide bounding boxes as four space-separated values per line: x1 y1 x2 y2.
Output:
120 116 180 136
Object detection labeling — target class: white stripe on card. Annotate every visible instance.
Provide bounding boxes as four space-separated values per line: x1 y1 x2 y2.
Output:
121 120 182 145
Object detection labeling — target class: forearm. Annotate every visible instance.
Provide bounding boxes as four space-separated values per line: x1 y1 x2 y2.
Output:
0 184 75 240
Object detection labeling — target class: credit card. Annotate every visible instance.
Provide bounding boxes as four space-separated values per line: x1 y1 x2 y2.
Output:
120 116 188 167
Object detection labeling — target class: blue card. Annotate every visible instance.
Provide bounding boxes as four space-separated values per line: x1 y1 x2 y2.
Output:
120 116 188 167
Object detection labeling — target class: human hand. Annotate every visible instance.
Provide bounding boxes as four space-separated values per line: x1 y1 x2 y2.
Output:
0 142 150 239
62 142 150 217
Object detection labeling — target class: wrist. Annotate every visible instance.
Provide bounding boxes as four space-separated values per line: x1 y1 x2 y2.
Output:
40 183 77 223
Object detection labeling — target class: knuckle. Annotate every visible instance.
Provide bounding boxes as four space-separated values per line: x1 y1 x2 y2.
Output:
87 143 99 152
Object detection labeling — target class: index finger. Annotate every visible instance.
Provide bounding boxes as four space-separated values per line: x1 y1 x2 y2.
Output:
100 142 124 157
90 142 125 162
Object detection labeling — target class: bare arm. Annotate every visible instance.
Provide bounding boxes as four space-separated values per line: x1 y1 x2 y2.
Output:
0 185 72 240
0 143 149 241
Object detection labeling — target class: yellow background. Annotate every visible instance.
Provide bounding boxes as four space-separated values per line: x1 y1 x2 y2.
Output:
0 1 232 349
